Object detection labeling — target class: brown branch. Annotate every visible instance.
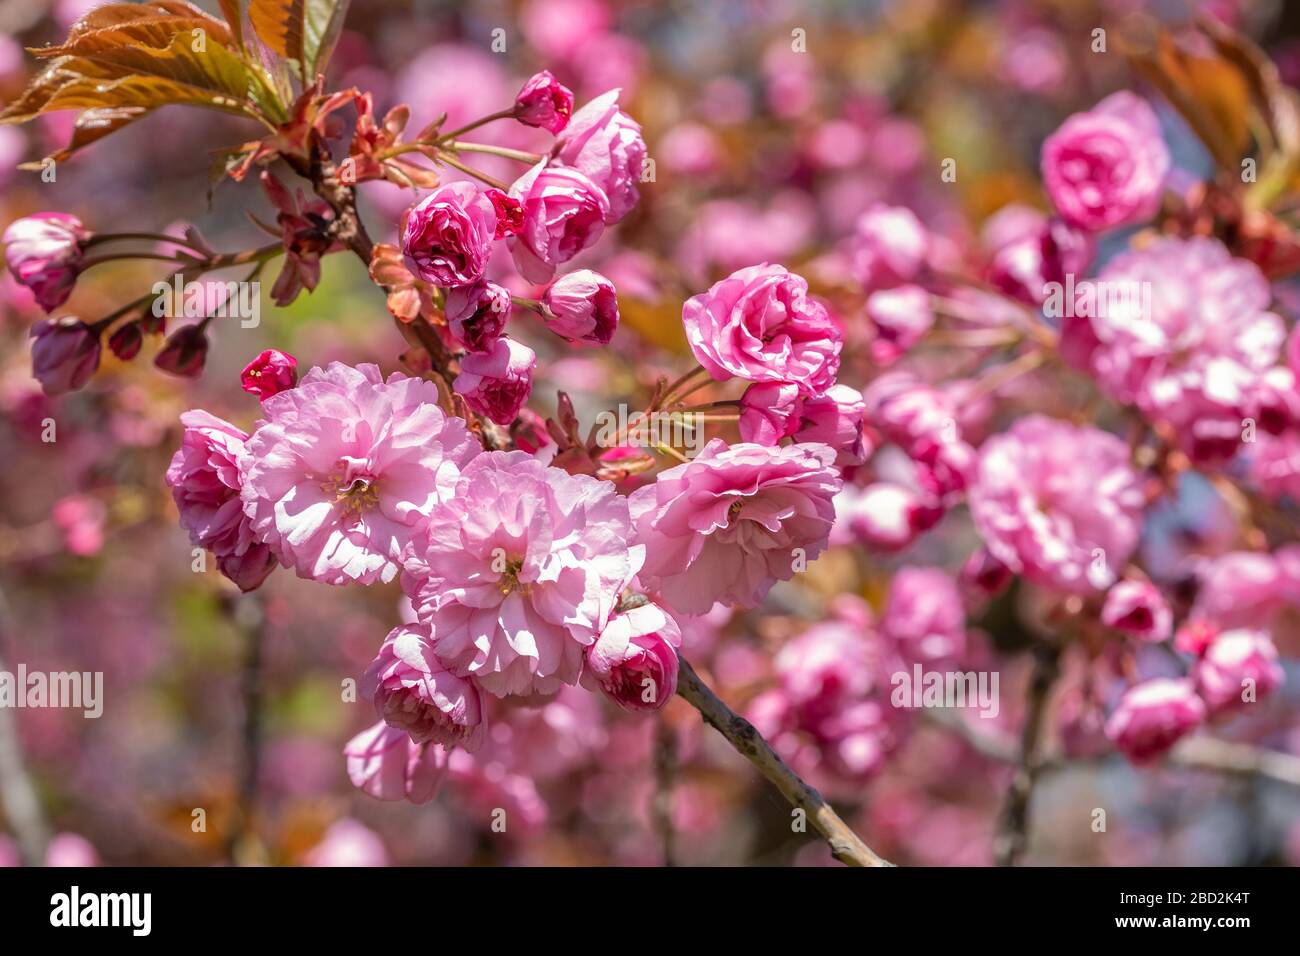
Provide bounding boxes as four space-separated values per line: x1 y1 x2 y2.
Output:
225 592 267 865
993 642 1061 866
926 705 1300 789
675 654 892 867
298 138 510 450
652 716 676 867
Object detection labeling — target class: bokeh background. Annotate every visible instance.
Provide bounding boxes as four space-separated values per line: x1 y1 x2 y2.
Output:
1 0 1298 866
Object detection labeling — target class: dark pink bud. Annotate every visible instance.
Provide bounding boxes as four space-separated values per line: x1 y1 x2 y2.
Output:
240 348 299 400
959 546 1012 600
3 213 91 313
154 322 209 377
583 603 681 712
539 269 619 345
485 188 524 239
445 282 510 353
28 318 100 395
513 70 575 134
453 337 536 425
107 321 144 361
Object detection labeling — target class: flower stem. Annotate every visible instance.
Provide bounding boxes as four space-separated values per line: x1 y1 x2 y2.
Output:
434 151 510 191
435 108 518 143
444 141 544 164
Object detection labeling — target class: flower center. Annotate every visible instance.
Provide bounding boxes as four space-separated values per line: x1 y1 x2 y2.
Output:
321 457 379 516
497 558 531 596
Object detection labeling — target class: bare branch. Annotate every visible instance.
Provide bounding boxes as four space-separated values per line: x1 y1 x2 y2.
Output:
994 642 1061 866
675 654 893 867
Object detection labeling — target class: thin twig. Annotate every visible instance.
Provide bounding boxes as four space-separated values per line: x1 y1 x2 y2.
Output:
993 642 1061 866
675 654 892 867
925 706 1300 789
653 717 676 867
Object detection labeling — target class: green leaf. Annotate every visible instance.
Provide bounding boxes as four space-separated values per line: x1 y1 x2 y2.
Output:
248 0 350 80
2 31 271 162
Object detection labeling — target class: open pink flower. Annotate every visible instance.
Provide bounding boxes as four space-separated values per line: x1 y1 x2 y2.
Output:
1041 91 1169 231
401 182 498 288
1084 237 1284 465
166 410 276 592
880 566 966 667
344 721 449 804
508 161 609 283
630 439 842 615
362 623 487 751
1193 628 1283 716
401 451 643 698
1101 579 1172 642
969 415 1143 593
3 212 90 312
583 602 681 711
848 203 927 292
866 284 933 363
553 88 646 223
453 337 536 425
682 263 841 397
241 363 479 586
1105 678 1204 765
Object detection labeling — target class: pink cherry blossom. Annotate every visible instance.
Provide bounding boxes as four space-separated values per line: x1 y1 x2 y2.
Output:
553 88 646 223
453 337 536 425
1083 237 1284 464
153 321 209 378
241 363 479 586
508 161 609 283
240 348 298 400
1105 678 1205 765
1101 579 1172 642
29 318 100 395
344 720 449 804
401 451 643 697
401 182 498 288
738 381 803 445
582 602 681 711
165 410 276 592
682 263 842 397
1193 629 1284 716
629 439 842 615
540 269 619 345
1041 91 1169 231
840 482 941 551
445 281 510 353
866 284 933 363
792 384 868 466
514 70 574 133
3 212 89 312
304 818 389 867
968 415 1144 593
848 203 928 292
880 566 966 667
982 206 1093 305
361 623 488 751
